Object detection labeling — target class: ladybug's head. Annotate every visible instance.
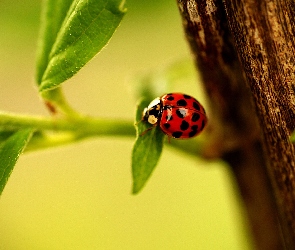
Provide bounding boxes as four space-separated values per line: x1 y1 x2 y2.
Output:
142 97 162 125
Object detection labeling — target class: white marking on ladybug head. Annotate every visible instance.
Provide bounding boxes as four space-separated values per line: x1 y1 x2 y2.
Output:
147 97 161 110
148 115 158 125
143 107 148 117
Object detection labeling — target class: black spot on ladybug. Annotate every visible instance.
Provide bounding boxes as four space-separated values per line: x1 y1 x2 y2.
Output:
176 108 187 118
183 94 191 99
191 125 198 131
201 120 205 130
172 131 183 138
189 130 198 137
166 114 173 121
189 125 198 137
167 95 174 101
163 123 170 129
180 120 189 131
177 99 187 106
193 102 200 111
191 112 200 122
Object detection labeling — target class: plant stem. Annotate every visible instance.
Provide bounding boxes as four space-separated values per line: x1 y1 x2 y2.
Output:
0 111 135 137
0 111 209 159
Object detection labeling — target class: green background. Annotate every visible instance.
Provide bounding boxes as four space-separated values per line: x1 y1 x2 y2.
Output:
0 0 253 249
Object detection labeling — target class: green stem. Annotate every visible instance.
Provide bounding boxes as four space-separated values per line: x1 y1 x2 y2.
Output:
0 111 135 136
0 111 209 158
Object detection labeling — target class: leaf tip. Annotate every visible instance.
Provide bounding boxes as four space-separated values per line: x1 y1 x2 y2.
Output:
132 184 141 195
132 177 148 195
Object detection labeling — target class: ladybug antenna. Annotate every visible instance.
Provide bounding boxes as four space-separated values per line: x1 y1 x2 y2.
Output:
135 119 142 126
140 124 157 136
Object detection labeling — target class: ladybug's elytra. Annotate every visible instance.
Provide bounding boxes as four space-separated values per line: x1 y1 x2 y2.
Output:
142 93 207 139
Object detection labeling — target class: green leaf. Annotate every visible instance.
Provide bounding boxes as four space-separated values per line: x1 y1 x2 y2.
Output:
0 129 33 196
36 0 74 85
37 0 126 91
132 99 165 194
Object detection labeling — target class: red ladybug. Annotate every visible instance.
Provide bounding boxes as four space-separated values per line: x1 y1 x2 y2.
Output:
142 93 207 139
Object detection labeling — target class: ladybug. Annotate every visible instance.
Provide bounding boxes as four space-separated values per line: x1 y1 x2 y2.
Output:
142 93 207 139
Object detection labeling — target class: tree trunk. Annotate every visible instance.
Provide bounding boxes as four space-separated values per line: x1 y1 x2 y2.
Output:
177 0 295 249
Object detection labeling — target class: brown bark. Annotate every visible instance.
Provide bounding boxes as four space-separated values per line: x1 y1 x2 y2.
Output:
177 0 295 249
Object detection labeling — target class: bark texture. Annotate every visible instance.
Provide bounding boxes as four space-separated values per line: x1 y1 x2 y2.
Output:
177 0 295 249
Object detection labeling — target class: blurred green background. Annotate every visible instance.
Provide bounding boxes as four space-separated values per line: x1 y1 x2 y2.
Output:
0 0 253 249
